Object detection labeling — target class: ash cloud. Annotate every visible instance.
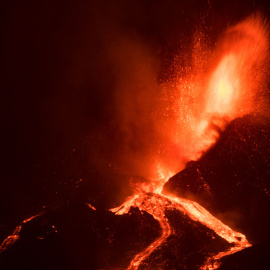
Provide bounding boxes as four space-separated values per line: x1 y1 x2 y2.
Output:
61 3 270 180
2 0 270 211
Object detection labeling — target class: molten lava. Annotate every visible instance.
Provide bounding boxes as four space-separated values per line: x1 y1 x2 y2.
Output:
110 183 251 270
151 14 269 173
0 213 44 253
110 15 269 270
0 14 268 270
206 54 238 116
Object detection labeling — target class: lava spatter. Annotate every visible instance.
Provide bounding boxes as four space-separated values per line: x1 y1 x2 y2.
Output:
1 14 267 270
108 15 269 269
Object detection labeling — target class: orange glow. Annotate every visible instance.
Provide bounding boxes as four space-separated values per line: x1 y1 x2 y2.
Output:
86 203 96 211
206 55 238 114
111 193 172 269
149 14 269 176
206 54 238 116
110 15 269 269
0 213 44 253
110 192 251 270
193 15 269 159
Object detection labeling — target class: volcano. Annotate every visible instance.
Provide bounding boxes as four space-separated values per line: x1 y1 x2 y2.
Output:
163 114 270 244
1 114 270 269
2 1 270 270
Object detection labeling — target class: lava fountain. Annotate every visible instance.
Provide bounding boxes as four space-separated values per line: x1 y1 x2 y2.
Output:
110 15 269 270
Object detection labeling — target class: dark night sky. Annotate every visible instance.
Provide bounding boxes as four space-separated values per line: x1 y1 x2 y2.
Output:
1 0 270 226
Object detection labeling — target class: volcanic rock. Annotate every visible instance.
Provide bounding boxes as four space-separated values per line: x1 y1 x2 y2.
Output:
0 198 230 270
163 114 270 243
218 241 270 270
0 202 160 270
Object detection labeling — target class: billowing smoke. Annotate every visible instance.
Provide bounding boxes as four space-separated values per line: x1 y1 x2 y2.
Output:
96 14 269 183
9 3 267 191
2 0 270 222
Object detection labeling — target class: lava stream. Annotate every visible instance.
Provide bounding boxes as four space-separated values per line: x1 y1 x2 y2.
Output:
110 190 251 270
0 212 44 253
111 193 172 270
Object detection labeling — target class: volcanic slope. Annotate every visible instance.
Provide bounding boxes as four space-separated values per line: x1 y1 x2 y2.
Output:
163 114 270 244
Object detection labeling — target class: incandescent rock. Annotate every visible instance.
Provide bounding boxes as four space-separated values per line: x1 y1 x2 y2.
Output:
0 198 230 270
163 114 270 243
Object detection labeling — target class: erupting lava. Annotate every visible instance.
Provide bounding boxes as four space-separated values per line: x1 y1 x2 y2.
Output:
0 14 268 270
206 54 238 115
110 15 269 269
110 182 251 270
157 14 270 169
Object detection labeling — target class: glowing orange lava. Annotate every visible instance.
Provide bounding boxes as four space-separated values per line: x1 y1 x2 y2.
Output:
110 15 269 269
0 213 44 253
193 15 269 158
152 14 269 173
0 13 268 270
110 186 251 270
206 54 239 116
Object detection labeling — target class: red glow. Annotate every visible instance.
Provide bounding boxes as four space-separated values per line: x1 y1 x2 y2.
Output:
110 15 269 269
149 15 269 179
111 192 251 270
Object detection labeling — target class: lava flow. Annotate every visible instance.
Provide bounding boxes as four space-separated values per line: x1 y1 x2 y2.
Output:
110 15 269 270
110 182 251 270
0 14 268 270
